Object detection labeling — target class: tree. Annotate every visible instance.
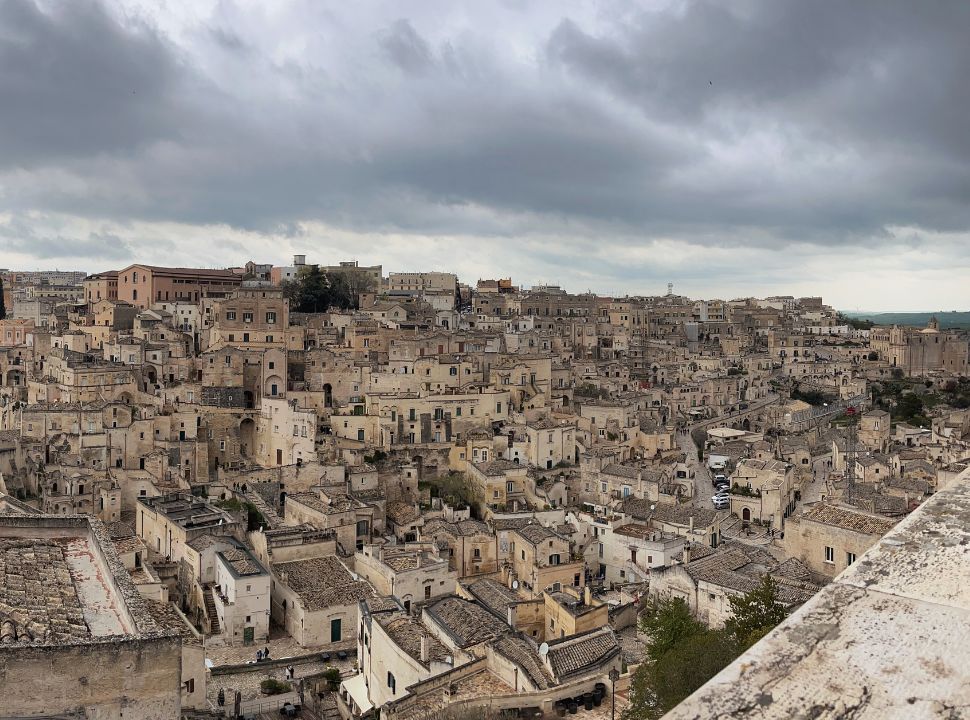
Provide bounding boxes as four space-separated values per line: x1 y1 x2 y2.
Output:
895 392 925 424
329 269 375 309
626 599 735 720
282 265 375 312
640 597 705 663
648 629 739 711
626 583 792 720
430 472 483 513
723 575 788 650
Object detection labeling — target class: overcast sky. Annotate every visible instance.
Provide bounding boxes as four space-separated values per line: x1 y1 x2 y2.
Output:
2 0 968 310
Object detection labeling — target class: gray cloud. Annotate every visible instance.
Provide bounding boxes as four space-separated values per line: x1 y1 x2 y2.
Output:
1 0 969 308
380 19 434 74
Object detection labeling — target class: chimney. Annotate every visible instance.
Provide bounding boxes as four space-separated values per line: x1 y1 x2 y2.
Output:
688 516 695 535
683 543 692 564
584 585 592 606
420 634 429 663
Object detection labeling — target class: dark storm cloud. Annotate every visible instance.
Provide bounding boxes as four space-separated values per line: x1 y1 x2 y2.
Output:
1 0 970 268
0 0 194 167
545 1 970 236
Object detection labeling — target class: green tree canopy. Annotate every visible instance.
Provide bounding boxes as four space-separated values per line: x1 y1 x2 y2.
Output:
282 265 373 312
626 582 791 719
723 574 789 650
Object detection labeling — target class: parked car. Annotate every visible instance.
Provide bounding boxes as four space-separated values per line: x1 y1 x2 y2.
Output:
711 492 729 503
712 498 730 509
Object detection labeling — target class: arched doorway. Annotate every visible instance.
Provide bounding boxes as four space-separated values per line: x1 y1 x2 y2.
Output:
240 418 255 457
742 507 751 522
323 383 333 408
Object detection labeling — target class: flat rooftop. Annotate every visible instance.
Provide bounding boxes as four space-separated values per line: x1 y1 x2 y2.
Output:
138 493 235 531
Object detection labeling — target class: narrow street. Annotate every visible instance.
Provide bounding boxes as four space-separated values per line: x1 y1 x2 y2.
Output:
676 428 712 508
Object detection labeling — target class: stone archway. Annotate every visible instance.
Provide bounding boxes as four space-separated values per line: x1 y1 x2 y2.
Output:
240 418 255 457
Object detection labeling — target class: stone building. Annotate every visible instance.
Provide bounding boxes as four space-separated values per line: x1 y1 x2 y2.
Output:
783 502 896 579
0 514 183 719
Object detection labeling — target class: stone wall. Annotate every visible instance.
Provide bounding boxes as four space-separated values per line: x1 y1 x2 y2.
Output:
0 637 182 719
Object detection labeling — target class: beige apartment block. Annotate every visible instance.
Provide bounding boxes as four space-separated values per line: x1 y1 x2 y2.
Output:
784 502 896 578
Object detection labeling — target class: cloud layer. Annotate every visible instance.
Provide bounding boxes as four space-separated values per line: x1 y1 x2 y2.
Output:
1 0 968 310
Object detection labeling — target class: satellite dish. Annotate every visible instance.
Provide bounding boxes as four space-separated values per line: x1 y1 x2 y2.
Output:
511 580 519 590
538 643 549 657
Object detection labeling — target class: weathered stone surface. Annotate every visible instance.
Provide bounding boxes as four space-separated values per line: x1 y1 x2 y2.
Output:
663 467 970 719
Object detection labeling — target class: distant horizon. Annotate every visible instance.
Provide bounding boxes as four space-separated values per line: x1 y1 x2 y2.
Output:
3 260 969 315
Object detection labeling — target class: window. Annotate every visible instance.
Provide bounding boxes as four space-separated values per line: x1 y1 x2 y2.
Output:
549 554 561 565
824 546 835 564
387 672 396 694
846 551 857 565
507 481 514 493
473 547 481 559
243 312 253 323
226 311 236 321
266 311 276 324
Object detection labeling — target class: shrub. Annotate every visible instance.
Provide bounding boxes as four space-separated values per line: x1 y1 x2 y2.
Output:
260 678 292 695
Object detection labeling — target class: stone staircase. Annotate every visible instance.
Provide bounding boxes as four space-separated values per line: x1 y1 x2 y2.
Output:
204 585 220 634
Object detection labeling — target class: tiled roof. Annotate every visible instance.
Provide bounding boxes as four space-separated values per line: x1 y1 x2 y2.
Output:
683 543 820 606
491 634 553 689
546 627 620 679
463 578 519 619
475 460 520 476
622 498 721 528
219 548 266 577
387 502 422 526
274 555 374 610
602 463 640 479
0 539 89 643
424 596 508 648
379 614 451 667
800 503 897 535
513 523 561 546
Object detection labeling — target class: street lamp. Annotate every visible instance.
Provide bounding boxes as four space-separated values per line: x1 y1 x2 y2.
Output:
609 667 621 720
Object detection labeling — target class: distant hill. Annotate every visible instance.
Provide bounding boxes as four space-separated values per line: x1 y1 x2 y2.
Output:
842 311 970 329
